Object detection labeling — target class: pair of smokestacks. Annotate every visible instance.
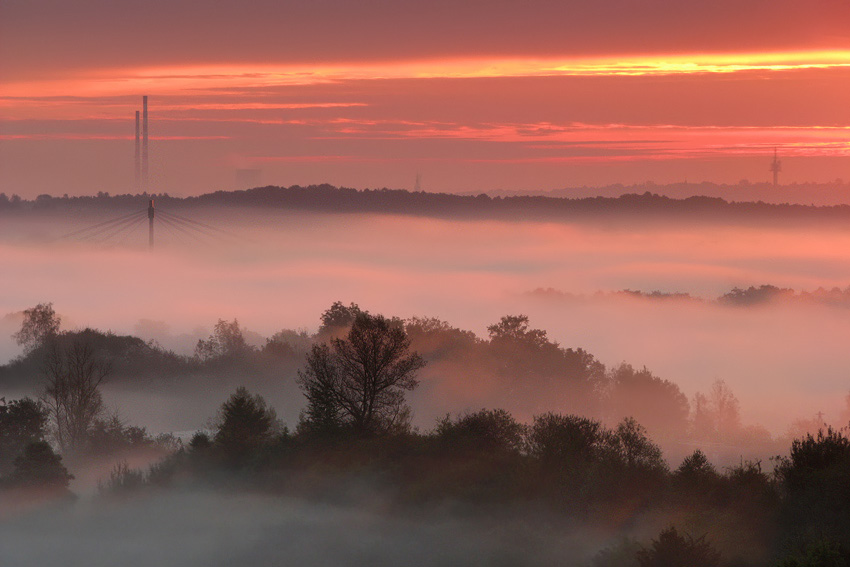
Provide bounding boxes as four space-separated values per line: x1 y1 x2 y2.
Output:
134 96 149 191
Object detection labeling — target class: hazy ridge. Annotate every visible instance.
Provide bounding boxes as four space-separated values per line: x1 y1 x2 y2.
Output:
5 184 850 226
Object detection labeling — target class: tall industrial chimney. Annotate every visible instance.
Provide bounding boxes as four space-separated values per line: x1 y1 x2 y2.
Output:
135 111 140 190
142 96 149 190
148 199 155 249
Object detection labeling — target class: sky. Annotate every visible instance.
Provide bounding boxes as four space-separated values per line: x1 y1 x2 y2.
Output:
3 0 850 197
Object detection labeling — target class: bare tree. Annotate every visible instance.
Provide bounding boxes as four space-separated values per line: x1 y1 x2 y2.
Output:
298 313 425 434
690 379 741 443
40 338 110 452
708 379 741 442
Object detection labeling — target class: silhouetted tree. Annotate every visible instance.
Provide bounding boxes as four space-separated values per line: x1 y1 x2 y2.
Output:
708 379 741 442
674 449 717 485
778 538 850 567
587 417 667 504
725 458 775 510
776 426 850 543
213 387 278 465
317 301 364 339
195 319 251 361
636 527 721 567
13 302 60 353
488 315 551 350
527 412 606 469
606 364 689 441
719 284 792 306
671 449 720 502
431 409 527 501
526 412 611 503
298 313 425 435
610 417 666 472
297 343 346 435
405 316 481 358
690 392 715 441
0 397 48 474
436 409 526 454
41 337 109 452
87 415 153 455
9 441 73 492
263 328 311 358
486 314 604 411
691 379 741 443
189 431 212 451
98 460 145 496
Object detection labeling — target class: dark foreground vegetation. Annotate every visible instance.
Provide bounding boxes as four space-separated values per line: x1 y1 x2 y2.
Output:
2 303 850 566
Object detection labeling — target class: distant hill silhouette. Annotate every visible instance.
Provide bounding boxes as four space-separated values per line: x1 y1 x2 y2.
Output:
470 180 850 207
4 184 850 225
528 284 850 307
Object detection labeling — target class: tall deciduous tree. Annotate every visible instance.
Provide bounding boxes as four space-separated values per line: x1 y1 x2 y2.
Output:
298 313 425 434
708 379 741 441
611 417 666 472
13 302 60 353
317 301 363 339
606 364 690 442
690 380 743 443
486 314 605 413
195 319 250 361
40 338 110 452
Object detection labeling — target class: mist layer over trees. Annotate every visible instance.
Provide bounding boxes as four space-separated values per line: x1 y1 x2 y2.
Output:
2 187 850 565
3 302 850 566
4 300 834 466
3 191 850 435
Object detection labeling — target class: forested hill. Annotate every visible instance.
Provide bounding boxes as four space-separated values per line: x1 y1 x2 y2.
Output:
5 184 850 224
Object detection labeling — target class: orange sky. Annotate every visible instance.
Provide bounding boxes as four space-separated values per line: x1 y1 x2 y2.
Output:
3 1 850 196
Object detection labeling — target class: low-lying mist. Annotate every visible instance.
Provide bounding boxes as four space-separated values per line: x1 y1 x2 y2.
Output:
0 489 640 567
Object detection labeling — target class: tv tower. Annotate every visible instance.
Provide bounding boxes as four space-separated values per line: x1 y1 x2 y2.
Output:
770 148 782 187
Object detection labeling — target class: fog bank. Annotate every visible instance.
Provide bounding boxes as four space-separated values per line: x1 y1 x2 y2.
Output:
1 491 611 567
2 209 849 436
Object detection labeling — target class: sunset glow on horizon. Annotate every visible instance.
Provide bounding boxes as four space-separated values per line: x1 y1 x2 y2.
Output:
5 49 850 99
3 1 850 195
